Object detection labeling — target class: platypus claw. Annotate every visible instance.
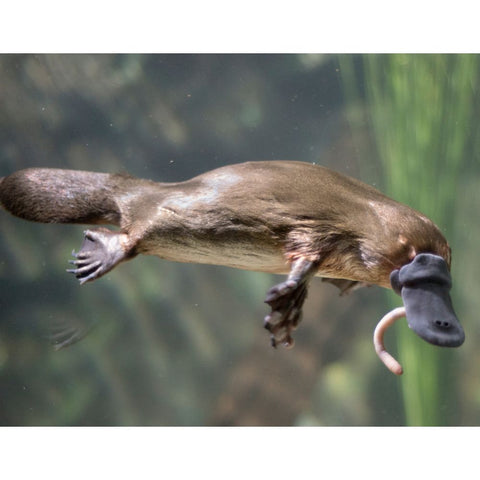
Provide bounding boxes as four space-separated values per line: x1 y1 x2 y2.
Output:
264 258 318 348
67 228 130 284
264 278 308 348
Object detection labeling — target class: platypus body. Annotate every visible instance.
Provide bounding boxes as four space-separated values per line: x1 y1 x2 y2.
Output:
0 161 465 372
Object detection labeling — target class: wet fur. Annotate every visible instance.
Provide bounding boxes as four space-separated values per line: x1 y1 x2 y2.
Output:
1 160 457 352
1 161 451 289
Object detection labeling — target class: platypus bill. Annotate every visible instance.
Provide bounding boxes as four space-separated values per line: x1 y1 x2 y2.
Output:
0 161 465 374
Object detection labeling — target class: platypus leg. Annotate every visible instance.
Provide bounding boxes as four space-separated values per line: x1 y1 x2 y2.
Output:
67 228 135 284
264 258 319 348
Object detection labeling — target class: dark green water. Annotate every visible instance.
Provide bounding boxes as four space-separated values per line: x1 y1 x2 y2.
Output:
0 54 478 425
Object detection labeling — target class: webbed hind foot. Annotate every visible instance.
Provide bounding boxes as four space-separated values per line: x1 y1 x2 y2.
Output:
67 228 133 284
264 258 318 348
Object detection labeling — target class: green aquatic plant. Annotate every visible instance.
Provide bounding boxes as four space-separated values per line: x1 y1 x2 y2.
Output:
362 54 478 425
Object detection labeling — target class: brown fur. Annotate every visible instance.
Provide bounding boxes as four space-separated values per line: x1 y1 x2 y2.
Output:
0 161 451 288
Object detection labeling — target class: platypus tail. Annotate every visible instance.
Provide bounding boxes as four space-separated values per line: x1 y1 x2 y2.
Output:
0 168 131 226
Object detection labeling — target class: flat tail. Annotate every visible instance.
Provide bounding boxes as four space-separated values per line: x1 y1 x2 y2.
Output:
0 168 122 225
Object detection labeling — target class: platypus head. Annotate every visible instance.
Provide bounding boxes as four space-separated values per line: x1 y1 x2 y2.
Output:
390 253 465 347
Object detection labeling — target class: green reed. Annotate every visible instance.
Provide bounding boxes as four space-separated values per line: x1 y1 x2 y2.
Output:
362 54 477 425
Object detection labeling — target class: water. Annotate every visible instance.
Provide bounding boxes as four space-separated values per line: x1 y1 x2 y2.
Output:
0 54 478 426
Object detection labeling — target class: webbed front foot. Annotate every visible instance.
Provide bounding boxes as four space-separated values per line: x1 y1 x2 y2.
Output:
264 280 308 348
264 258 318 348
67 228 132 284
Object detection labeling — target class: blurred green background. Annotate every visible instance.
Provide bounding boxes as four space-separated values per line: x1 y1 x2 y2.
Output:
0 54 479 426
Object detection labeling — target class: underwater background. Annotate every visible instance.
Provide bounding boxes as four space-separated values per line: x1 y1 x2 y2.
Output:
0 54 479 426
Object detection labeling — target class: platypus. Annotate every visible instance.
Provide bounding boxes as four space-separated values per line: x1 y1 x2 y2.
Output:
0 160 465 374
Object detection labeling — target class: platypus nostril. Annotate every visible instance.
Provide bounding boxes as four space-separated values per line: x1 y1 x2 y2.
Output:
435 319 451 329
